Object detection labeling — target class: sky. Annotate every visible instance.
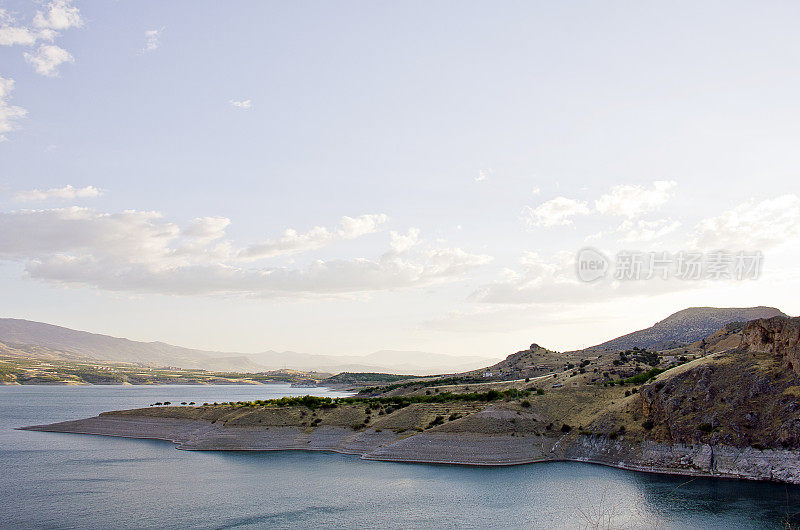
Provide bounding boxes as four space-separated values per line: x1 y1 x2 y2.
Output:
1 0 799 360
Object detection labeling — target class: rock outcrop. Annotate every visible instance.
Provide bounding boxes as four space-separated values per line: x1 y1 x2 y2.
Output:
741 316 800 376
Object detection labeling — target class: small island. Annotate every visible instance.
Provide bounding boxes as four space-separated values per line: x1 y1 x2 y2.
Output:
23 316 800 484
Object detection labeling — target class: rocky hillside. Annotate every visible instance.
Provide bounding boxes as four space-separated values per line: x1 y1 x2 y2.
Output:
741 316 800 376
591 316 800 449
584 306 786 352
465 343 565 380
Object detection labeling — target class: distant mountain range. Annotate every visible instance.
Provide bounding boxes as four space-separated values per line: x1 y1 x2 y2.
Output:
581 306 787 352
1 307 790 378
0 318 496 375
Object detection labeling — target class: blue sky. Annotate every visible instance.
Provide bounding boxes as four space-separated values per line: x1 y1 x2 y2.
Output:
1 1 799 358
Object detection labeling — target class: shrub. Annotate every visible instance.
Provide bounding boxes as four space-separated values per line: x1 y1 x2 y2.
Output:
642 420 654 430
560 424 572 433
426 415 445 429
698 423 714 433
521 400 531 408
536 388 545 395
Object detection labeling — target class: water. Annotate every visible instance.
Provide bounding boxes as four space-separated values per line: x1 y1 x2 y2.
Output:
1 385 798 529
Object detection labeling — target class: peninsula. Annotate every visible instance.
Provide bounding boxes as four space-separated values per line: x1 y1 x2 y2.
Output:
22 311 800 484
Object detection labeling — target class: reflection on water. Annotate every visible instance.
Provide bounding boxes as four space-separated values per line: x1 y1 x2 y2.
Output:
1 385 798 528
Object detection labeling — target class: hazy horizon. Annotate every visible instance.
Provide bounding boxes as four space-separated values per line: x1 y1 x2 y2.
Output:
2 1 800 358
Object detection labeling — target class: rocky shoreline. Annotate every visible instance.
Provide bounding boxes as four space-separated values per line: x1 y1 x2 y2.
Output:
21 414 800 485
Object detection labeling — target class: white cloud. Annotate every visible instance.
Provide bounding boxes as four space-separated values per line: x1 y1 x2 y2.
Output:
523 180 678 231
0 77 27 141
389 228 420 253
595 180 677 218
14 185 102 202
24 248 492 297
32 0 83 31
1 1 81 46
0 207 490 297
523 197 591 227
691 194 800 251
475 169 491 182
0 10 39 45
237 214 388 261
470 250 700 305
182 216 230 242
0 1 82 79
230 99 252 109
617 218 681 243
143 29 161 52
24 44 74 76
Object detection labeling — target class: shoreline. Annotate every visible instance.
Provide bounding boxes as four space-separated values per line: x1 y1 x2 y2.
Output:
20 414 800 485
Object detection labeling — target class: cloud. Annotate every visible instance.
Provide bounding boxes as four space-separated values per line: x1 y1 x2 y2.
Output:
143 29 161 52
14 185 102 202
616 218 681 243
389 228 420 253
32 0 83 31
230 99 252 109
691 194 800 251
237 214 388 261
470 250 701 305
182 216 230 242
0 77 27 141
523 180 678 231
0 10 39 45
24 44 74 76
24 248 492 297
475 169 491 182
523 197 591 227
0 1 82 78
595 180 677 218
0 207 490 297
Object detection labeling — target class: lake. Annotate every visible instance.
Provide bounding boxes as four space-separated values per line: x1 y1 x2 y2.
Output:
1 385 798 528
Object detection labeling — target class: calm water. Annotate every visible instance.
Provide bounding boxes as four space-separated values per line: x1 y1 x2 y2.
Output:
1 385 798 529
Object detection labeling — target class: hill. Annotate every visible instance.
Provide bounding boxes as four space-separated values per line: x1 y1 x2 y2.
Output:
0 318 495 375
582 306 786 352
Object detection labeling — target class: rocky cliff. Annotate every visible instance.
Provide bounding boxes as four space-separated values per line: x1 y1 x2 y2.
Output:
741 316 800 376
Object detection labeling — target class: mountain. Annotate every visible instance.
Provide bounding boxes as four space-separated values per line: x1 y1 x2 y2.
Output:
583 306 787 352
0 318 495 375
